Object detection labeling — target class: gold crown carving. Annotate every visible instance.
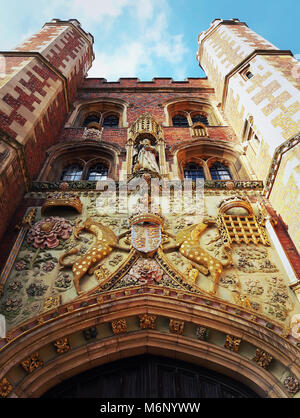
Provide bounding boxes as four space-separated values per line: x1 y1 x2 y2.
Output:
129 212 164 226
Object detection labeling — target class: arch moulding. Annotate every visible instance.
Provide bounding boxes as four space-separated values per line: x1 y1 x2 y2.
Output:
0 293 299 398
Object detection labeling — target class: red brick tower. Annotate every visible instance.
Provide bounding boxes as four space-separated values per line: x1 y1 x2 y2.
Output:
0 19 94 242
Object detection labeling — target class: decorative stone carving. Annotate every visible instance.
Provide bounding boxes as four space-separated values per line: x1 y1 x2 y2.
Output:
283 376 299 394
112 318 128 335
196 326 209 341
83 326 98 340
169 319 184 335
21 352 44 374
82 127 103 141
42 295 61 312
59 217 130 295
139 314 157 330
224 335 241 352
252 348 273 369
0 377 13 398
26 216 73 249
53 337 70 354
42 191 83 215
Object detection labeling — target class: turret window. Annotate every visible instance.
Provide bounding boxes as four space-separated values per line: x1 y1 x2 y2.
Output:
82 114 101 127
191 114 209 126
172 114 189 127
183 163 205 180
87 163 108 181
102 114 119 127
209 162 232 180
61 164 83 181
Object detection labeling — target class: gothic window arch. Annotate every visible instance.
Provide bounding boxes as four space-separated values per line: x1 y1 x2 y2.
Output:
70 100 127 129
86 162 109 181
82 113 101 128
165 99 221 128
175 142 247 181
191 113 209 126
38 143 121 182
172 113 189 127
102 113 119 127
183 162 205 179
209 161 232 180
61 163 84 181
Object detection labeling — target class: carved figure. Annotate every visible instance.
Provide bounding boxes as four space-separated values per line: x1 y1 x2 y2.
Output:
163 217 233 294
133 138 160 173
59 218 130 295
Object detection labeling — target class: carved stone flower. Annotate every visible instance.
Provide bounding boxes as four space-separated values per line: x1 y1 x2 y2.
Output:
26 217 72 249
15 260 27 271
284 376 299 394
42 261 55 272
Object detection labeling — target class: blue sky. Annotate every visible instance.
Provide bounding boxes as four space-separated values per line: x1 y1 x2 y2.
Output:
0 0 299 80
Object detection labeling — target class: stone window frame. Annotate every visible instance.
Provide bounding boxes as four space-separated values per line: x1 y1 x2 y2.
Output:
38 143 120 182
65 98 129 129
180 156 234 181
164 99 221 128
59 157 111 182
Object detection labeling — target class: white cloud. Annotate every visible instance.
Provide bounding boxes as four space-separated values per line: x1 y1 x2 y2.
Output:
72 0 132 22
87 1 189 80
89 42 151 79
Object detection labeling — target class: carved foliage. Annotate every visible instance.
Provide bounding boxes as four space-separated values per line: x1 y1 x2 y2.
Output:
112 319 128 335
0 377 13 398
139 314 157 330
53 337 71 354
21 352 44 374
252 348 273 369
224 335 241 352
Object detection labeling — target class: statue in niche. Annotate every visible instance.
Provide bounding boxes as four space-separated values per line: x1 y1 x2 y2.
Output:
133 138 160 174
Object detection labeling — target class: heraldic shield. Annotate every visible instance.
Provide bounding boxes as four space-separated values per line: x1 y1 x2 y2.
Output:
130 213 163 254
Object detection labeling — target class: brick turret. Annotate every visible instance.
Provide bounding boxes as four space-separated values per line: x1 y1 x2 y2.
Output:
0 19 94 241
